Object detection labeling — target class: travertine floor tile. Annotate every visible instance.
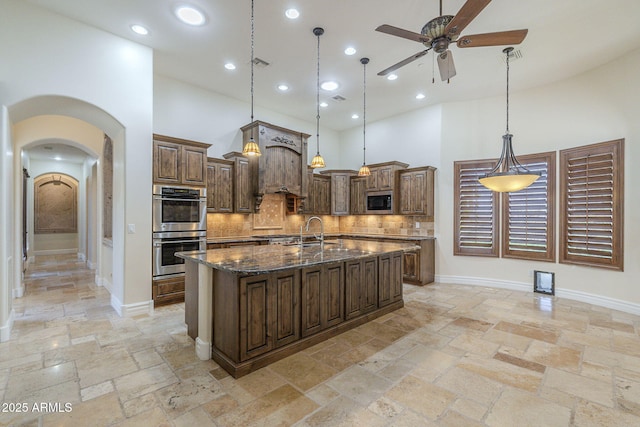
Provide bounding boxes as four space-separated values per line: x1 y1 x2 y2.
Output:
4 254 640 426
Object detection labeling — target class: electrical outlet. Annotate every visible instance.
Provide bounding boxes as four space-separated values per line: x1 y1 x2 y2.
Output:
415 222 420 229
127 224 135 234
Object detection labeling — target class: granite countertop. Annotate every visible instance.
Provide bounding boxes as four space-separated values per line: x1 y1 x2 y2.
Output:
206 233 435 244
177 239 418 275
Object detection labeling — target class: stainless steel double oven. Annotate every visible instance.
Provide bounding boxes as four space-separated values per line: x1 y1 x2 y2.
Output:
152 185 207 278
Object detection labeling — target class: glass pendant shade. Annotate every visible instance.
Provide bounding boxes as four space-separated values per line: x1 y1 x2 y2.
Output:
242 138 261 157
479 47 539 192
358 164 371 177
479 134 539 192
310 153 326 168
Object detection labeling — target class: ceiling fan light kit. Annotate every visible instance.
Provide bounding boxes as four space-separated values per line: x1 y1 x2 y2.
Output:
311 27 326 169
376 0 527 82
242 0 261 157
478 47 540 192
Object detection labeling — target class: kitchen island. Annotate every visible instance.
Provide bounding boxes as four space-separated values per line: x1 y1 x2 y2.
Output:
177 239 416 378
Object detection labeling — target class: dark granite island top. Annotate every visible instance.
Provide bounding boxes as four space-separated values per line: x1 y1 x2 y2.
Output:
176 239 416 377
178 239 418 274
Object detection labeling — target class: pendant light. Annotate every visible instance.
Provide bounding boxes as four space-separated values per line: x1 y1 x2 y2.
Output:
242 0 261 157
358 57 371 177
479 47 539 192
310 27 326 169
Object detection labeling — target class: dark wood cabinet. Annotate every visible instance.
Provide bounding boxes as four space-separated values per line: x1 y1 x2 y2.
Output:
366 161 409 192
399 166 436 216
301 262 344 337
379 252 403 307
328 171 355 216
223 152 254 213
305 173 331 215
403 250 420 283
152 275 185 307
206 158 234 213
345 257 378 320
350 176 367 215
239 270 300 361
153 135 209 187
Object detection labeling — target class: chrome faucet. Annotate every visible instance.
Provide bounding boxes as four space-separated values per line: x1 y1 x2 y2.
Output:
305 216 324 250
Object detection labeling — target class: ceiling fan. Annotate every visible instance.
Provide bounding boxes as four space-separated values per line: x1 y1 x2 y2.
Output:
376 0 528 81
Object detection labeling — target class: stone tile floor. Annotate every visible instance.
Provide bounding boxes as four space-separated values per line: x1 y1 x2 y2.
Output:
2 254 640 426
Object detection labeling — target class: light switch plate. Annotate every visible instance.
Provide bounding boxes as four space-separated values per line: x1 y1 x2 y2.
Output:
127 224 135 234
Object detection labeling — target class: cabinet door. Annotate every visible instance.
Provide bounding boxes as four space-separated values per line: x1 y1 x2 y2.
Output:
331 174 351 215
350 177 366 215
301 267 322 337
182 145 207 186
218 162 234 212
399 173 412 214
323 263 344 328
345 260 362 320
153 141 181 184
235 157 253 213
273 271 300 348
403 251 420 283
316 176 331 215
240 276 272 360
377 166 394 191
379 253 402 307
366 170 378 191
362 257 378 314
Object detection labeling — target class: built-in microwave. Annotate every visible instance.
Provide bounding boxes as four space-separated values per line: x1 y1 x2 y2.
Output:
366 191 394 214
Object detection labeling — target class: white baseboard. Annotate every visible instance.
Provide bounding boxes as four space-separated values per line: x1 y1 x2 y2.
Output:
0 309 15 342
33 248 77 256
77 252 86 262
196 337 211 360
110 294 153 318
436 274 640 316
87 260 97 270
13 284 24 298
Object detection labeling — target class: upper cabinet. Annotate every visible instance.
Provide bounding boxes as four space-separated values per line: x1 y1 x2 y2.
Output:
305 169 331 215
324 170 355 216
350 176 367 215
223 152 254 213
153 134 209 187
399 166 436 216
366 161 408 192
206 158 234 213
240 121 309 212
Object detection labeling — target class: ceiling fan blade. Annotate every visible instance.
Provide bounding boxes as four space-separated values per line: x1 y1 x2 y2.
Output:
444 0 492 39
377 49 431 76
456 29 528 48
437 50 456 81
375 24 429 43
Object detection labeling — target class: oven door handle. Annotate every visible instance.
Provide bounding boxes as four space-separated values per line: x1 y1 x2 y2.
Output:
153 196 205 202
153 240 205 246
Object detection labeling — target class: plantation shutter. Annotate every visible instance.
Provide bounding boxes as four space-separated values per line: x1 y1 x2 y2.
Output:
560 139 624 270
454 160 499 257
502 152 556 261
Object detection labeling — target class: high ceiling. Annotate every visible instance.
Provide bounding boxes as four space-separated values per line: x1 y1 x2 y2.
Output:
25 0 640 131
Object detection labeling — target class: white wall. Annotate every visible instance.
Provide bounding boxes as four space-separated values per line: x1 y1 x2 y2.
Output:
154 76 341 167
0 107 15 341
436 48 640 312
0 0 154 327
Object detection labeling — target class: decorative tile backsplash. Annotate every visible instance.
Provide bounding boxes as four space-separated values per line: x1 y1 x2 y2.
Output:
207 194 433 238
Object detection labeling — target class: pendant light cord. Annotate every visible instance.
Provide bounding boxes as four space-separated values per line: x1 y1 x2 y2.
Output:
362 59 367 165
250 0 254 122
316 31 321 155
505 48 510 134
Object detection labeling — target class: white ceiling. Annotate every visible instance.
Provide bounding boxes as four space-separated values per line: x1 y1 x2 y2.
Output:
25 0 640 131
25 140 94 164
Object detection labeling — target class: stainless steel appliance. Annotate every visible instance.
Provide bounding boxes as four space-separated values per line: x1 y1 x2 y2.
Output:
366 191 394 214
152 184 207 233
152 230 206 277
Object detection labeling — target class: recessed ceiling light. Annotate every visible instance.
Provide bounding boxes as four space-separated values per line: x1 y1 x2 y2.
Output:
319 102 328 108
351 114 359 119
387 74 398 81
175 5 206 26
320 81 339 91
224 62 236 70
277 84 289 91
54 156 62 161
344 47 356 56
416 93 426 99
130 24 149 35
285 8 300 19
